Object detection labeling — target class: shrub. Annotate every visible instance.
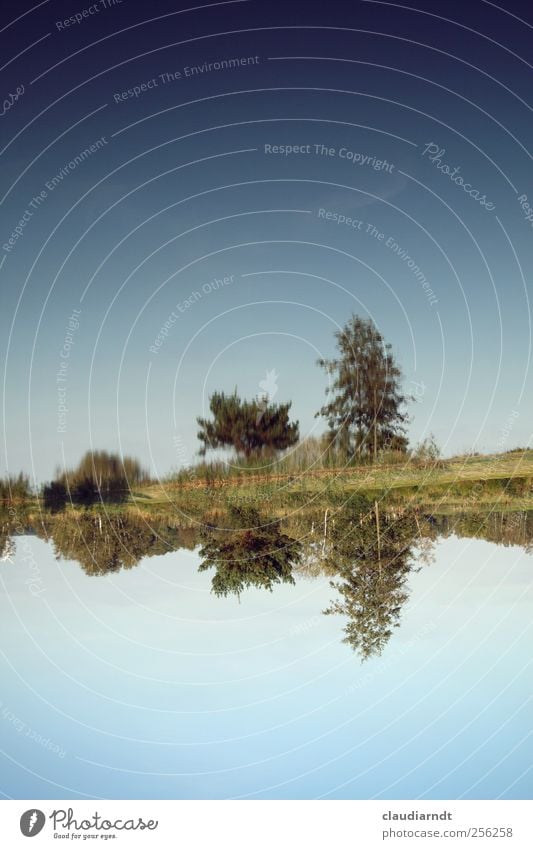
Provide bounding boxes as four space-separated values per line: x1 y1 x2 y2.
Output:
411 434 442 466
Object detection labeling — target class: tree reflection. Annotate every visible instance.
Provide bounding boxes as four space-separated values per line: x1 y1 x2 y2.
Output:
433 510 533 552
1 527 15 563
198 506 301 597
322 499 428 661
0 506 32 563
37 513 193 575
7 504 533 661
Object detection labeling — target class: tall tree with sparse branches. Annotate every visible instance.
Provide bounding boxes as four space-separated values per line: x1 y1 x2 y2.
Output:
317 315 410 461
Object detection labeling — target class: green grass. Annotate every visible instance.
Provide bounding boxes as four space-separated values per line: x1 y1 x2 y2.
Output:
7 449 532 521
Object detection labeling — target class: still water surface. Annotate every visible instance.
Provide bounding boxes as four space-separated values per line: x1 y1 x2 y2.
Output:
1 513 531 799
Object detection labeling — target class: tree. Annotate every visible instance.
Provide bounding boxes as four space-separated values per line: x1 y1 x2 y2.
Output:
322 500 423 661
42 480 68 512
56 450 149 506
42 513 166 575
317 315 410 461
198 506 301 597
0 472 32 503
197 390 299 458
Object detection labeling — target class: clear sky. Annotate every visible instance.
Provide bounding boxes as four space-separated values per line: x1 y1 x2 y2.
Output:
1 532 531 799
1 0 532 482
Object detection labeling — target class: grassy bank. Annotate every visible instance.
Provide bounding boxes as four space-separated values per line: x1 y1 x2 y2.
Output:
5 449 533 523
131 449 533 517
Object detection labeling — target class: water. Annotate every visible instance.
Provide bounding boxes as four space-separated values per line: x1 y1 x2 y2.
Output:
0 512 531 799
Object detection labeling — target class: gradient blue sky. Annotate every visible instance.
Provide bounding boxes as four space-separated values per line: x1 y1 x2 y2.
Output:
1 533 531 799
1 0 532 481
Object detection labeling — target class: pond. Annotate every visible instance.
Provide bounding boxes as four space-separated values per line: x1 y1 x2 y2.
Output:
0 508 531 799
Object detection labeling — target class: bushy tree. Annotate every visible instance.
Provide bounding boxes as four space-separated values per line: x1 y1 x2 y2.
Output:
53 451 148 506
198 506 301 597
197 391 299 458
317 315 410 461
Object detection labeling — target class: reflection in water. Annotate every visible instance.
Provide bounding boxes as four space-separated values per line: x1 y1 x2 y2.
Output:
199 506 301 597
432 510 533 551
0 511 195 576
46 513 162 575
3 505 533 662
1 526 15 563
39 513 197 576
1 505 33 563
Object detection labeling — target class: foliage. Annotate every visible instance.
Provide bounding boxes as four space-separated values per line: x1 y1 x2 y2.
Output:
410 434 441 465
42 480 68 512
0 472 32 503
197 390 299 458
317 315 410 461
198 505 301 597
323 502 422 661
38 512 190 575
51 451 149 506
433 509 533 551
278 434 345 471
